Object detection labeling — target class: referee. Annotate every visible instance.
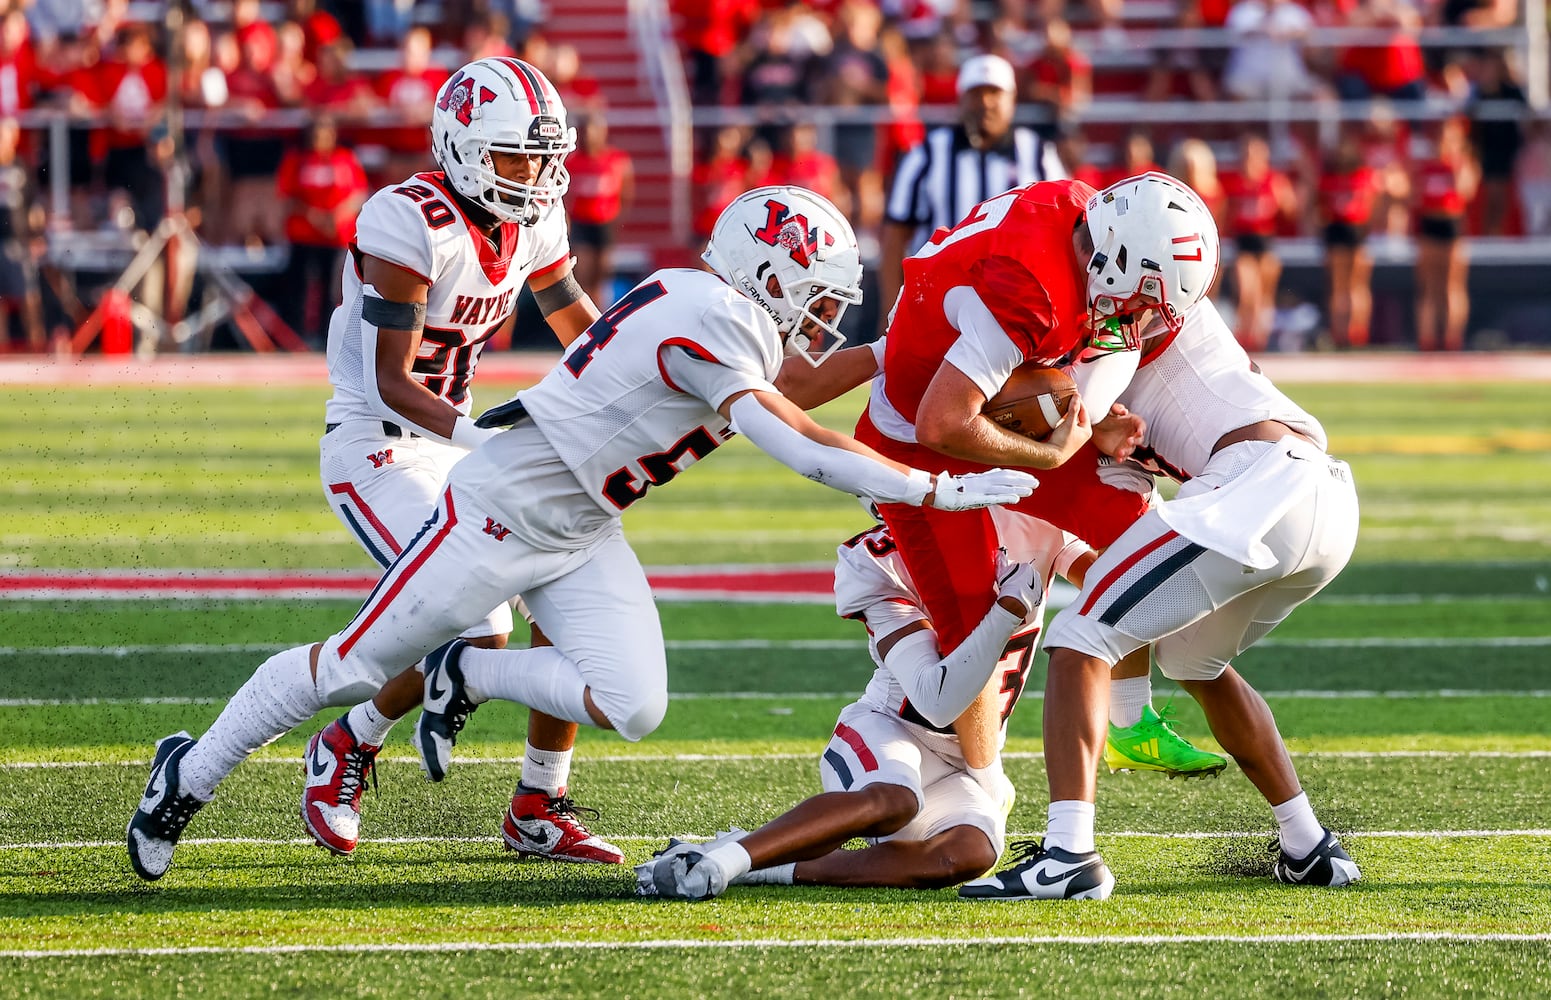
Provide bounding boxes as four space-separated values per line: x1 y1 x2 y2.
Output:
878 54 1066 334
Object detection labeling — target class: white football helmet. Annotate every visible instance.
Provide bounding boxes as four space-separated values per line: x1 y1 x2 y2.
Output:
702 185 864 367
430 57 575 226
1083 171 1221 346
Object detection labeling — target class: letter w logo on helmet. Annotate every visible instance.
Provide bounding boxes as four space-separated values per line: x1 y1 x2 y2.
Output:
437 71 497 127
750 199 835 269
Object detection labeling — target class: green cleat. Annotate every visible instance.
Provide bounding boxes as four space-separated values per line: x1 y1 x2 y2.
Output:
1103 704 1228 778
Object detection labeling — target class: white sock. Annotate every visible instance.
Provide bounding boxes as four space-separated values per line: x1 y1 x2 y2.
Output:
966 757 1006 799
181 645 323 801
701 841 753 882
1045 800 1096 854
1109 675 1152 728
739 863 796 885
457 646 592 725
345 700 397 747
1271 791 1325 858
521 742 573 797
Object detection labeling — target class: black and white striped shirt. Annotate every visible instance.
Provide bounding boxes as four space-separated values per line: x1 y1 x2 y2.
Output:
885 124 1066 252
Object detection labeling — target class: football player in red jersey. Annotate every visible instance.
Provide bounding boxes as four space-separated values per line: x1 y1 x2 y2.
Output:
858 171 1223 790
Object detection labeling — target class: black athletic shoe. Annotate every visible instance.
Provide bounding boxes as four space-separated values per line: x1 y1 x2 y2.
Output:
1271 828 1361 886
959 839 1116 900
126 732 206 881
416 639 478 782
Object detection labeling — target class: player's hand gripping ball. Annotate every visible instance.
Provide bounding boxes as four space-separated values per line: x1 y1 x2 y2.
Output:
982 363 1078 440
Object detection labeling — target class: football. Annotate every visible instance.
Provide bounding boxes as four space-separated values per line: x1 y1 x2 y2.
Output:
982 363 1078 440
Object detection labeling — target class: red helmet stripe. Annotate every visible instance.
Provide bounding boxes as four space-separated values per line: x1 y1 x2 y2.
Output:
497 57 547 115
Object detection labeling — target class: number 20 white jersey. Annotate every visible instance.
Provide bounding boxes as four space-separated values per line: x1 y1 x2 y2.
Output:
324 171 570 426
464 268 786 518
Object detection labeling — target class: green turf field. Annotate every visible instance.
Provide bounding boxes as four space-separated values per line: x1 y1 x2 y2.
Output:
2 377 1549 998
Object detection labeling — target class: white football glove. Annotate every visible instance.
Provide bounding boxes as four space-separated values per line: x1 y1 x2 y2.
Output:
928 470 1039 511
994 548 1044 619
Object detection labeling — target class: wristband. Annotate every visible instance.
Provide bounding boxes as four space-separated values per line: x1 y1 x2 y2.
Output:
868 337 887 375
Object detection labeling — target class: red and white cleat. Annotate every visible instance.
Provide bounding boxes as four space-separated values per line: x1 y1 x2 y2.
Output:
501 785 625 864
301 716 380 855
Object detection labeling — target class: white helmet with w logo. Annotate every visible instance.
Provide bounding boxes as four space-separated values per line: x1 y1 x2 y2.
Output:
702 186 864 366
1083 171 1220 345
431 57 575 226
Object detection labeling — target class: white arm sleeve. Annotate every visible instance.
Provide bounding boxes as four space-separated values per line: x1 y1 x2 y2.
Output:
1064 345 1140 419
728 393 933 506
872 602 1024 729
942 285 1025 401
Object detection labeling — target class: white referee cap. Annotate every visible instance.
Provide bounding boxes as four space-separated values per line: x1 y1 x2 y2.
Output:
956 54 1017 96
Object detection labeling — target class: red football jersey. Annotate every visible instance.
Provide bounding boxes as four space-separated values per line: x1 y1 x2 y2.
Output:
1319 165 1378 225
1416 159 1465 217
1223 169 1285 236
882 179 1095 427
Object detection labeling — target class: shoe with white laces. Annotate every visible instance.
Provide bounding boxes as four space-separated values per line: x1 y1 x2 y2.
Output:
1271 828 1361 886
958 839 1115 901
301 715 380 855
635 849 730 901
501 785 625 864
126 732 207 881
416 640 478 782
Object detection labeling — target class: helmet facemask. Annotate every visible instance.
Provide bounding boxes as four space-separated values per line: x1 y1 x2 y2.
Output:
468 117 574 226
777 273 864 367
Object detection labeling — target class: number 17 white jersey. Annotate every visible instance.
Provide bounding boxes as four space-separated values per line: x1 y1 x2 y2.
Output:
457 268 786 520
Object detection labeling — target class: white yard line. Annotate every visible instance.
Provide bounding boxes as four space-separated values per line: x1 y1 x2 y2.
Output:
2 634 1549 657
6 688 1551 708
5 830 1550 852
3 932 1549 960
5 749 1550 770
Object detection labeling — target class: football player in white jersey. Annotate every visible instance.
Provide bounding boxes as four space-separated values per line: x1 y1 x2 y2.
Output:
962 297 1362 901
125 184 1041 882
635 510 1093 902
303 57 624 866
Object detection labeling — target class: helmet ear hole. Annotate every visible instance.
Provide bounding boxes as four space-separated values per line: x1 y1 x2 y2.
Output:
765 274 784 298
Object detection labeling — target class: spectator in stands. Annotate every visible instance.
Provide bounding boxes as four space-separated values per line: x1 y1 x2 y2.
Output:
231 0 278 69
913 29 960 108
287 0 344 64
305 40 376 119
1103 128 1161 187
1146 0 1223 103
1222 0 1329 102
1413 117 1478 351
42 28 102 231
876 24 924 179
1517 119 1551 237
1167 137 1228 230
820 1 889 232
1438 0 1518 28
564 115 634 307
1223 133 1297 351
92 23 167 231
1468 49 1525 236
174 16 227 239
275 115 366 346
222 23 288 245
464 13 517 62
691 124 755 241
1318 132 1382 349
878 53 1063 335
1021 17 1090 129
373 26 448 182
773 121 841 203
0 10 39 122
548 43 603 117
678 0 759 106
270 20 317 106
1056 126 1105 189
1361 99 1412 238
738 11 819 153
0 118 44 351
1335 0 1426 103
365 0 416 46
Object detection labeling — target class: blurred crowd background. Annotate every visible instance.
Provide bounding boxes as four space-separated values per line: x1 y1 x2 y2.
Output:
0 0 1545 355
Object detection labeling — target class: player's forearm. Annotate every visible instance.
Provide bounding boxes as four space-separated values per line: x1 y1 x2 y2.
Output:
918 413 1069 470
952 684 1004 771
773 342 881 411
883 603 1023 729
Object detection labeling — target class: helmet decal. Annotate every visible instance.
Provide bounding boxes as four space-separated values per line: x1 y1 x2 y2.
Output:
751 199 835 270
1170 233 1205 262
436 71 496 127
